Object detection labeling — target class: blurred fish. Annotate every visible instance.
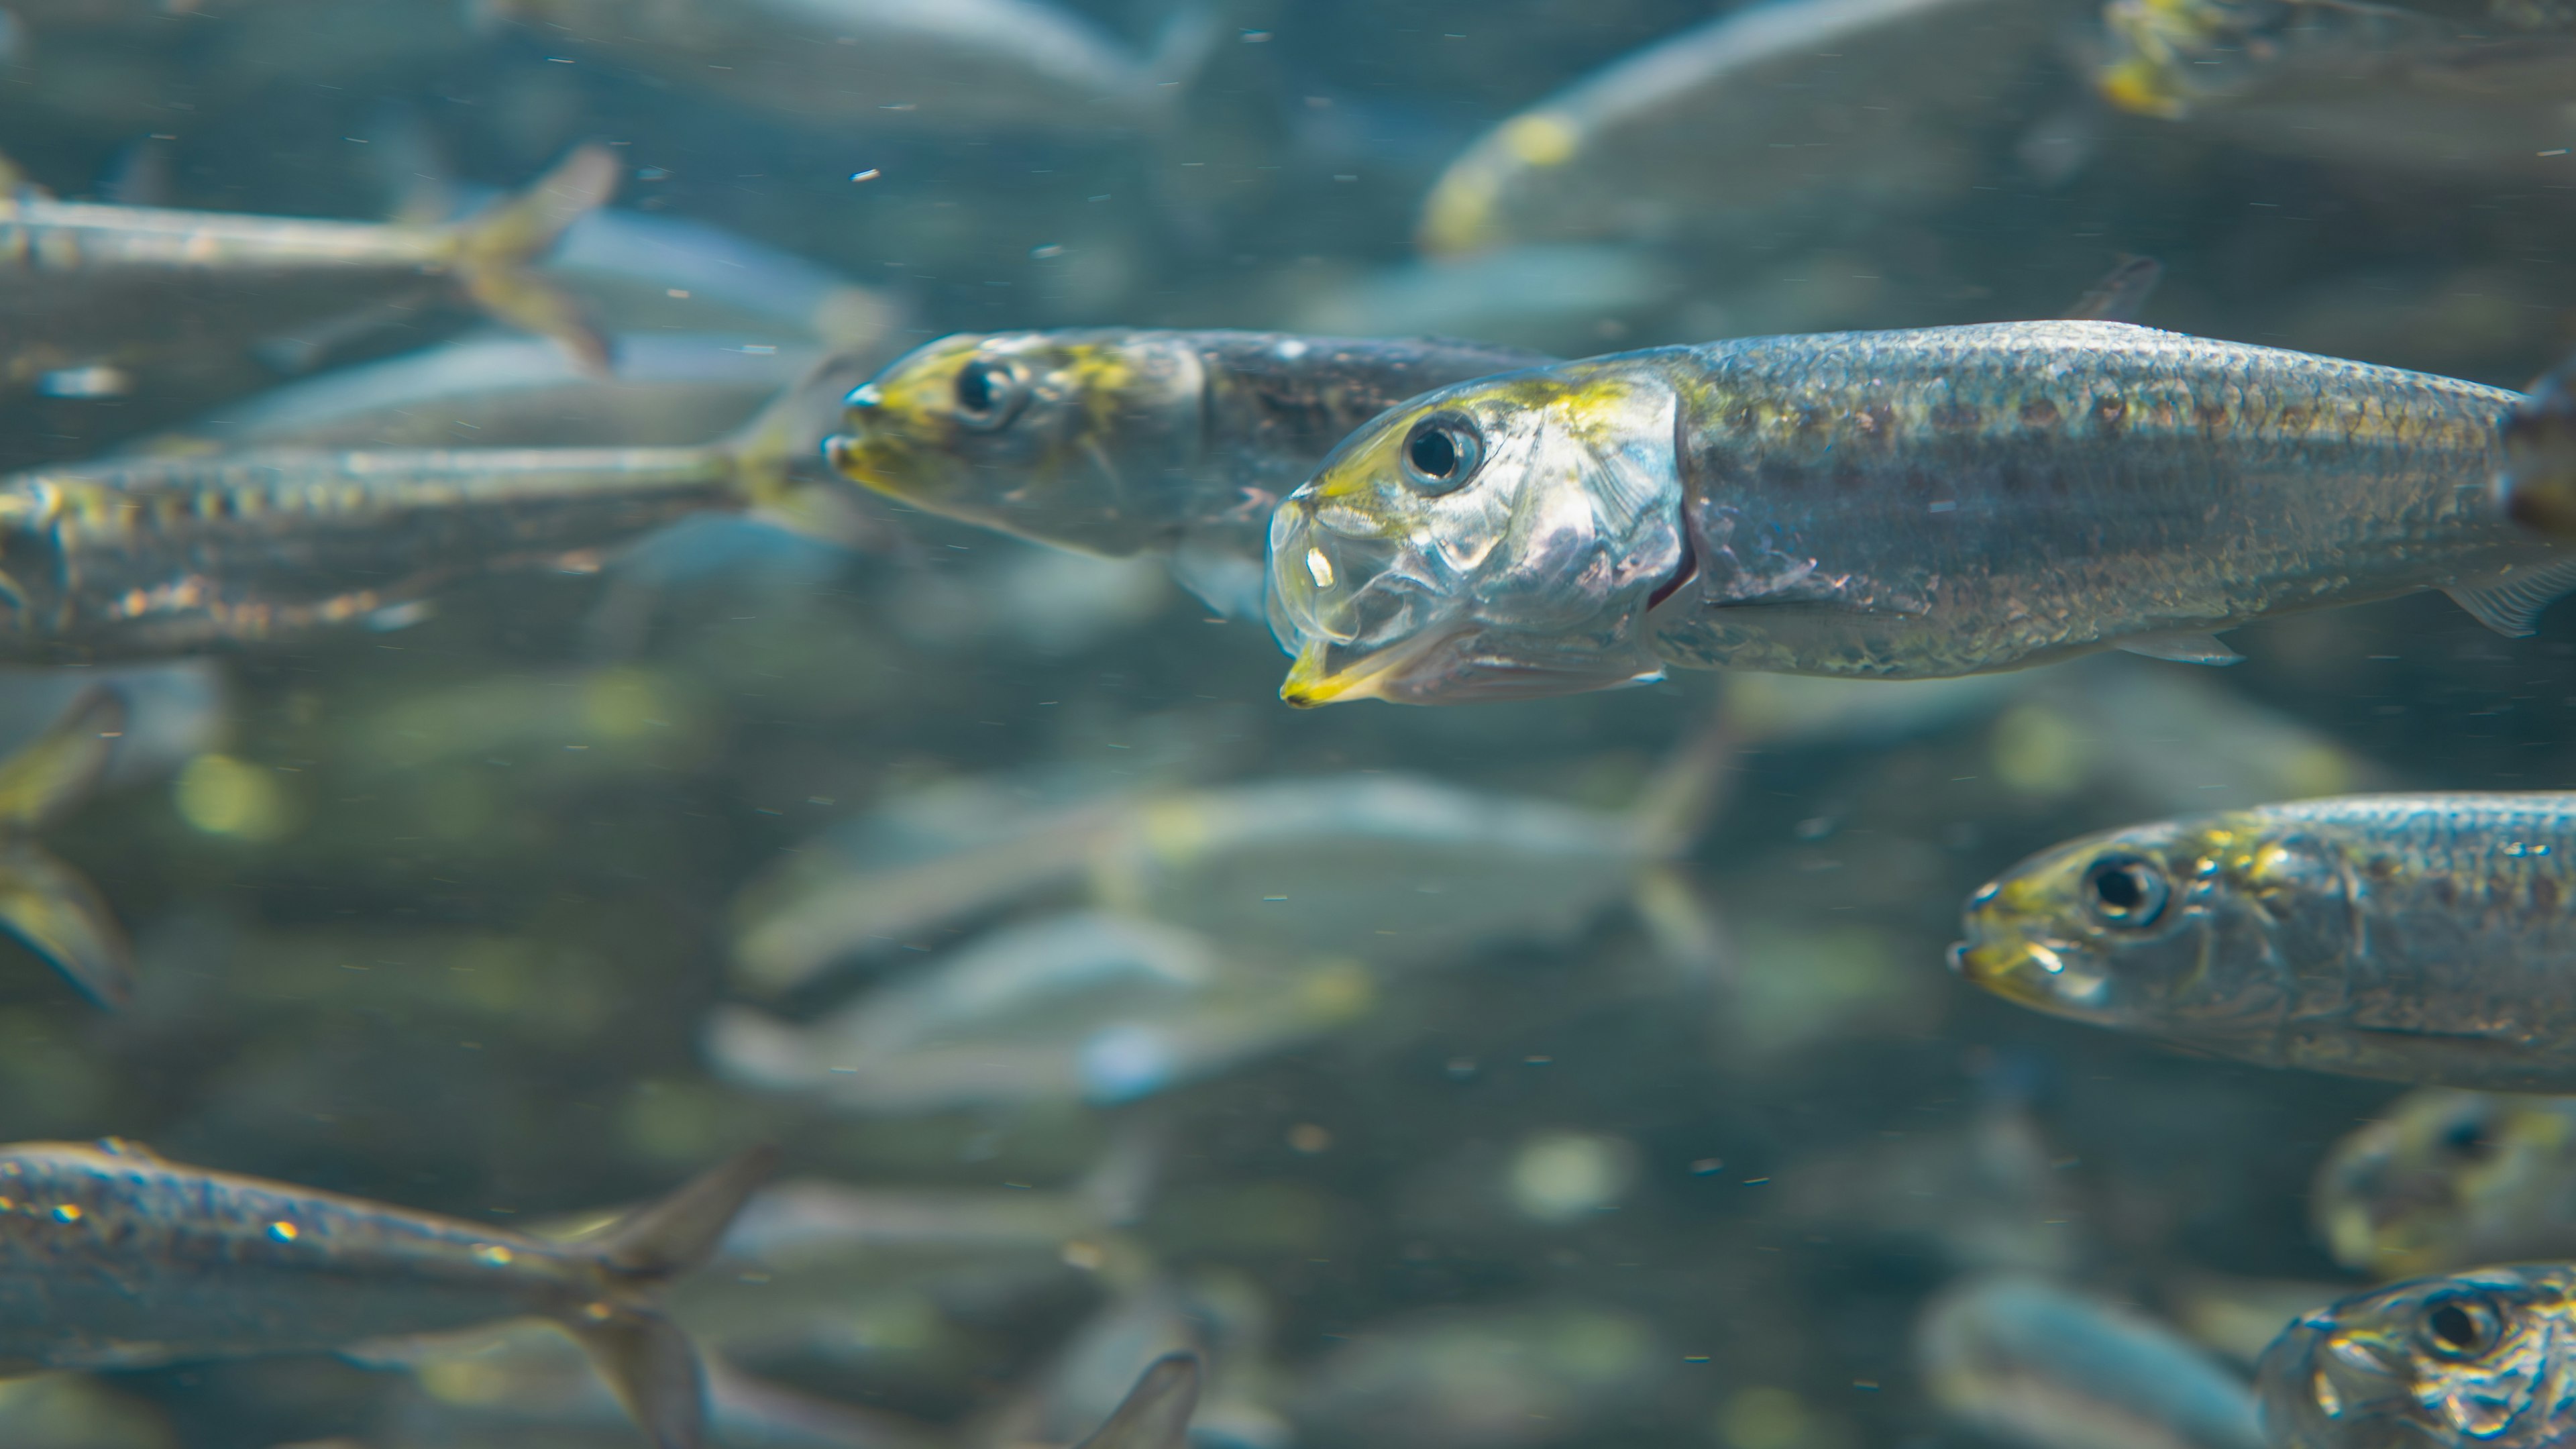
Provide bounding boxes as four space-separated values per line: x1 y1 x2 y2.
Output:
0 1371 172 1449
0 659 221 788
828 330 1549 619
0 689 132 1009
1954 793 2576 1089
1287 248 1678 355
179 332 819 452
2163 1273 2349 1367
483 0 1217 137
1289 1301 1664 1449
1415 0 2065 255
1919 1274 2265 1449
2500 350 2576 537
2314 1089 2576 1277
1267 321 2567 705
2254 1265 2576 1449
706 912 1379 1113
526 208 905 351
0 144 617 402
1069 1352 1199 1449
2094 0 2576 176
0 1138 777 1449
1774 1091 2082 1275
731 723 1732 995
0 352 873 659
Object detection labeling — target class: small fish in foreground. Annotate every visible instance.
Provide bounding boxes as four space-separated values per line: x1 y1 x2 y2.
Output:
0 352 873 660
1953 793 2576 1090
826 329 1549 618
1919 1273 2265 1449
2314 1089 2576 1278
2255 1264 2576 1449
0 1138 777 1449
0 144 616 400
1267 321 2569 705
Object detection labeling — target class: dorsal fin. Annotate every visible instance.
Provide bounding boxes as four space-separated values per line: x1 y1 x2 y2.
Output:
2062 256 2162 323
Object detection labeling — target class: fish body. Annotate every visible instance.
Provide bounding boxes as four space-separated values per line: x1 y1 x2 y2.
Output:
0 1138 775 1448
2254 1264 2576 1449
828 329 1548 614
1953 792 2576 1090
1267 321 2567 705
488 0 1196 135
2314 1088 2576 1277
0 146 616 398
1919 1274 2265 1449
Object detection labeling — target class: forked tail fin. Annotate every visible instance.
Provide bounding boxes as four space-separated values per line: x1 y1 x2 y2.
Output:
718 350 897 548
447 144 619 375
564 1145 781 1449
0 688 131 1008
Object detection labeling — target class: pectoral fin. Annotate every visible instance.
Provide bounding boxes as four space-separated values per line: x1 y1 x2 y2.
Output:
0 839 133 1009
1074 1353 1202 1449
2443 555 2576 637
2114 630 2242 665
566 1311 707 1449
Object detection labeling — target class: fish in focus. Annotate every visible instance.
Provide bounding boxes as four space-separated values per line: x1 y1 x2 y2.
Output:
2314 1089 2576 1277
825 329 1550 618
0 352 874 660
0 688 133 1008
480 0 1214 138
0 1138 778 1449
1918 1273 2265 1449
1267 321 2569 705
0 144 617 402
2253 1264 2576 1449
1953 793 2576 1090
1414 0 2063 255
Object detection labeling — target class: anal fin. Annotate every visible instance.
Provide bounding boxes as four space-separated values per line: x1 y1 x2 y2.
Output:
2443 554 2576 637
565 1310 707 1449
2114 629 2243 665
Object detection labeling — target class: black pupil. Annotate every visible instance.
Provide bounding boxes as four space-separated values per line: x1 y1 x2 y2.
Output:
957 364 998 415
1409 426 1460 480
2444 1120 2495 1159
2430 1303 2484 1352
2094 865 2145 911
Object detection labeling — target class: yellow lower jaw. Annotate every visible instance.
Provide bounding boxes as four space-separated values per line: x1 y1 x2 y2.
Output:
1281 630 1452 709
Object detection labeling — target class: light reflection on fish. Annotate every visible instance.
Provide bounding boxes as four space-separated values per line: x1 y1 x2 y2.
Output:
2255 1265 2576 1449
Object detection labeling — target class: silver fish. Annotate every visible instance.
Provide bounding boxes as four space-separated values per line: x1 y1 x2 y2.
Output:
1955 792 2576 1090
1919 1274 2266 1449
1267 321 2571 705
0 1138 777 1449
2254 1264 2576 1449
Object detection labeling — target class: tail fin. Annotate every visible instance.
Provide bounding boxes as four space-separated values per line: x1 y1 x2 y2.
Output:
1625 711 1739 859
718 350 893 545
0 690 131 1009
563 1146 779 1449
447 144 619 375
1075 1354 1202 1449
2060 256 2162 323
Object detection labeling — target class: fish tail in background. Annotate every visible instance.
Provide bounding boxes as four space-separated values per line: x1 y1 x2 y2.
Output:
718 352 897 551
2061 256 2163 323
566 1144 782 1449
1626 712 1741 859
1073 1354 1202 1449
0 688 133 1009
445 144 621 376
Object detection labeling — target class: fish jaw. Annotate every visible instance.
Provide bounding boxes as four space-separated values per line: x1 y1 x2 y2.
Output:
1951 876 2124 1024
2255 1311 2426 1449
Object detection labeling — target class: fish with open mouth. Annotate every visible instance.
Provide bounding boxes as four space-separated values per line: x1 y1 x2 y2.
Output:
2255 1264 2576 1449
1266 320 2573 706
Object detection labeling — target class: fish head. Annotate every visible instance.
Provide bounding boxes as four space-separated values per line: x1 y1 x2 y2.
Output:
1266 362 1685 707
1952 812 2355 1046
2315 1091 2576 1277
2257 1270 2576 1449
825 331 1207 555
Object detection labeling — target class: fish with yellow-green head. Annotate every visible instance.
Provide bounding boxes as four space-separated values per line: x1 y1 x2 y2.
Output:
1268 321 2575 706
2314 1089 2576 1279
1953 793 2576 1091
824 329 1548 618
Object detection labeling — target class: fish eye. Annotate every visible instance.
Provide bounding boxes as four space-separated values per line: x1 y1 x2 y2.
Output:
1400 413 1483 494
2080 853 2169 928
2418 1294 2505 1361
952 358 1028 431
2440 1117 2496 1161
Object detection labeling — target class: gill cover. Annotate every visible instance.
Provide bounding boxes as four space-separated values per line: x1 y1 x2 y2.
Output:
1267 364 1685 706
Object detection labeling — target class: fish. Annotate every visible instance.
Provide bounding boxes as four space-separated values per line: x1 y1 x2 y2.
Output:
1289 1301 1664 1449
1074 1354 1201 1449
1918 1274 2266 1449
0 688 135 1008
2253 1264 2576 1449
2313 1089 2576 1278
479 0 1216 138
825 329 1551 619
0 351 873 660
1414 0 2065 256
1951 792 2576 1091
0 1138 778 1449
1265 320 2573 706
0 144 617 402
2500 350 2576 537
2094 0 2576 177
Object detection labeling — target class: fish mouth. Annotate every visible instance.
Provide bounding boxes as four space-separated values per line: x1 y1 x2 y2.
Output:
2256 1315 2421 1449
1949 925 2111 1018
1280 625 1472 708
